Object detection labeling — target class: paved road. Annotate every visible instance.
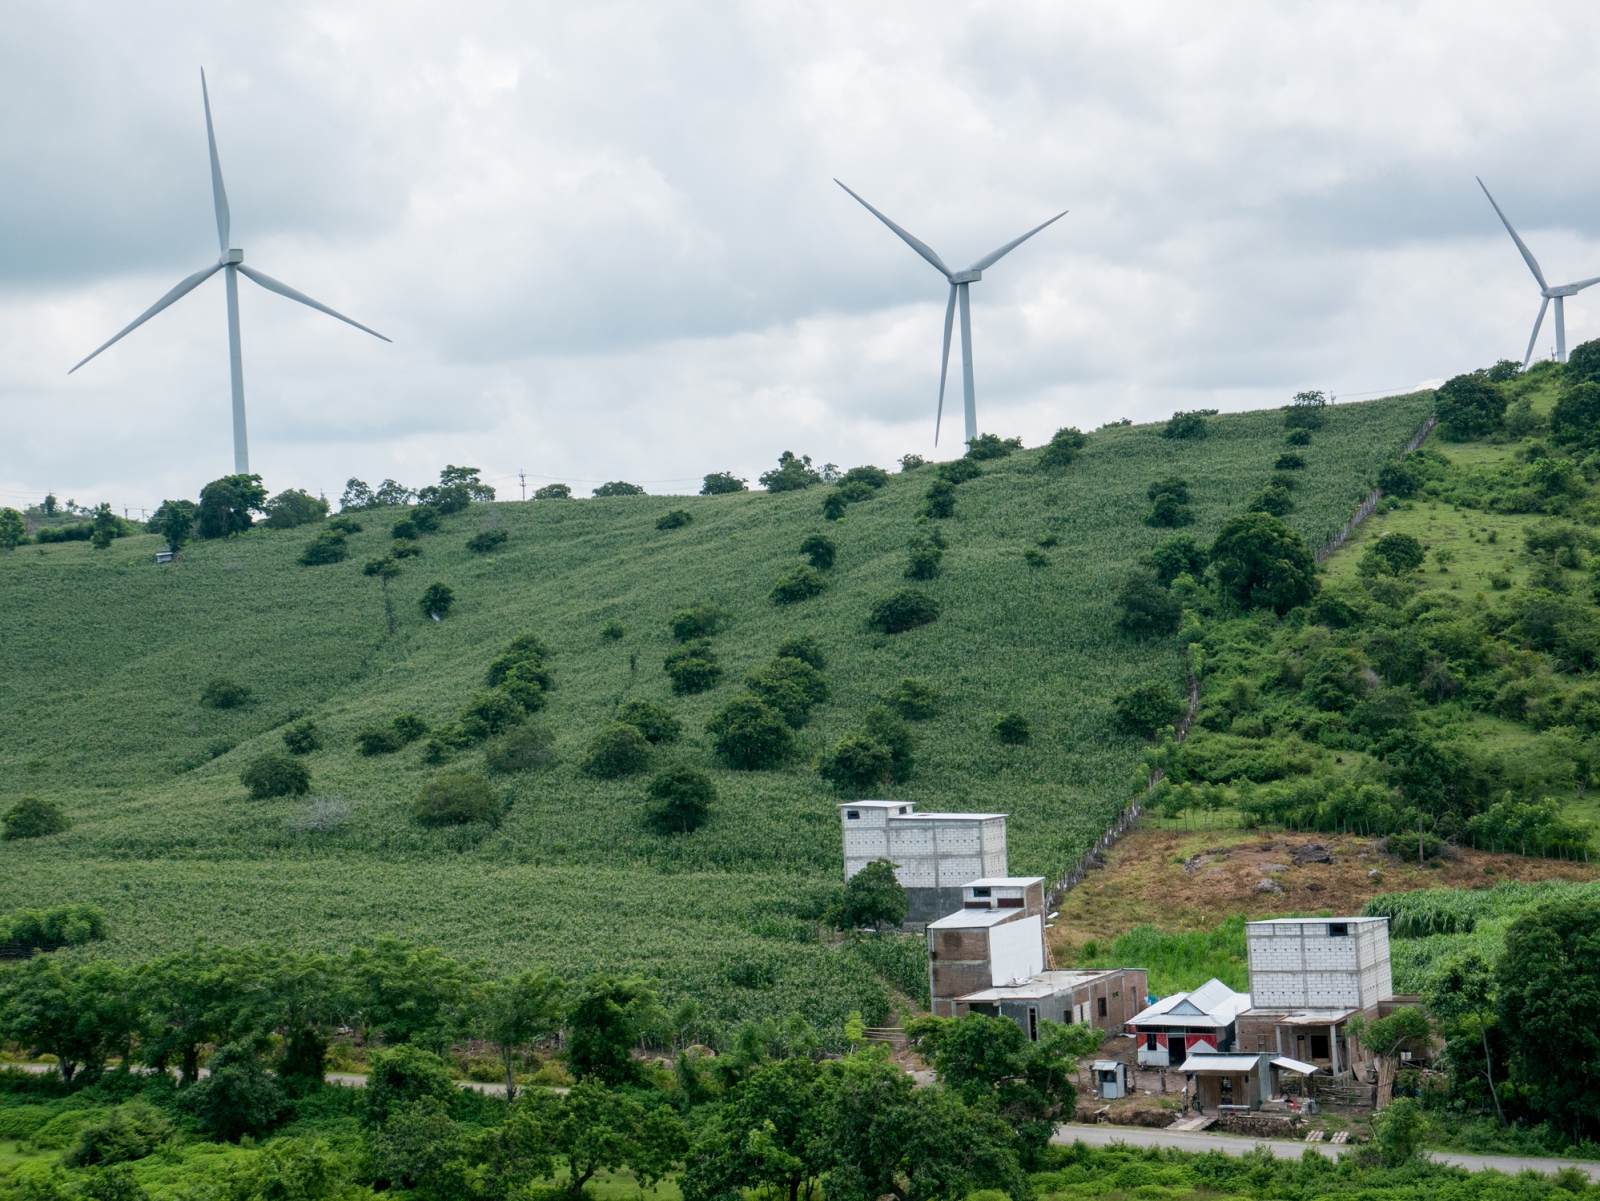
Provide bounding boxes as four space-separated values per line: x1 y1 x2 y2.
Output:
1053 1123 1600 1182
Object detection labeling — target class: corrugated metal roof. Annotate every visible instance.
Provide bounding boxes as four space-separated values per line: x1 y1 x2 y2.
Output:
1271 1056 1319 1075
929 907 1033 929
1127 978 1251 1028
1183 1053 1266 1074
964 877 1045 887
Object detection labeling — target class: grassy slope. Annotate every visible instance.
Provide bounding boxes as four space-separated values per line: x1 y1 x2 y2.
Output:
0 394 1433 1031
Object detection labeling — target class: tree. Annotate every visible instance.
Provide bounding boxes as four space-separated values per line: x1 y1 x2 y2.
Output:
701 472 748 495
346 939 478 1053
1346 1005 1432 1110
1038 427 1085 470
339 478 376 510
1361 532 1426 578
592 481 646 497
260 948 344 1084
2 796 70 840
580 722 654 778
647 767 716 833
1161 411 1209 440
535 482 572 499
1112 679 1184 737
1426 951 1506 1126
298 530 348 565
0 956 130 1082
1376 460 1422 497
552 1080 687 1197
800 534 836 569
479 966 566 1102
1115 572 1183 640
179 1042 286 1142
965 433 1021 460
0 507 24 550
89 503 119 550
198 474 267 539
771 565 828 604
138 945 266 1085
149 500 198 553
665 642 724 694
364 1044 458 1124
412 775 502 827
680 1057 830 1201
1435 373 1509 440
262 490 330 530
1372 1096 1426 1166
868 589 940 634
746 656 830 727
820 736 893 795
418 581 455 619
1495 900 1600 1140
837 860 906 930
708 694 794 769
671 603 734 640
920 479 956 519
567 976 664 1086
363 556 402 636
760 451 824 493
439 465 496 501
1209 511 1316 613
240 753 311 800
656 509 692 530
862 707 914 780
1144 535 1207 586
1284 390 1327 430
616 700 681 744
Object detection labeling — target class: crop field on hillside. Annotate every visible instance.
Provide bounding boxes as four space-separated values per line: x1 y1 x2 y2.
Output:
0 393 1433 1031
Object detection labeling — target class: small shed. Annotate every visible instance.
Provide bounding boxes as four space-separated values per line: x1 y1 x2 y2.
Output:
1092 1060 1128 1100
155 551 175 564
1183 1050 1270 1112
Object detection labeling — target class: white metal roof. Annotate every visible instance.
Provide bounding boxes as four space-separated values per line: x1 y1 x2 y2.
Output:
929 907 1034 930
839 800 912 808
1092 1061 1124 1072
1266 1008 1361 1024
900 811 1006 821
1271 1056 1319 1075
955 970 1126 1003
965 877 1045 887
1127 978 1251 1028
1183 1053 1266 1075
1246 916 1387 928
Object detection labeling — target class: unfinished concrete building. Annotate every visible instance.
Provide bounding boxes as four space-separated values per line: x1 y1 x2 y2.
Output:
839 801 1008 923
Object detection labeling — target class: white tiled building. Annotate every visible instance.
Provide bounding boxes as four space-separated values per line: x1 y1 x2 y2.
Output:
839 801 1008 922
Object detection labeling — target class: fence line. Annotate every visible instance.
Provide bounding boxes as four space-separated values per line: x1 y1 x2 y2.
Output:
1313 414 1437 563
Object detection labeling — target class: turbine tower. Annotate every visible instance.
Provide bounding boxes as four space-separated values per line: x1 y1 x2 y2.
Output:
1478 177 1600 366
70 70 390 473
836 181 1065 445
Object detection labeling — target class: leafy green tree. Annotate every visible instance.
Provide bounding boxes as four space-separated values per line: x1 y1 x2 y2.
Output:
364 1044 459 1124
261 948 345 1084
567 976 664 1086
1372 1096 1426 1166
412 775 502 827
862 706 915 781
466 527 510 551
708 694 793 769
359 556 402 638
616 700 681 744
483 723 557 774
580 722 654 778
777 635 827 670
647 767 717 834
1143 535 1207 586
680 1056 829 1201
1426 951 1506 1126
262 490 330 530
965 433 1022 460
905 541 943 580
746 656 830 726
1283 390 1327 430
1247 483 1294 517
90 504 119 550
800 534 836 569
671 603 733 640
2 796 70 840
821 491 849 521
701 472 748 494
920 479 956 519
992 712 1031 745
340 479 377 510
478 966 566 1101
347 940 479 1053
281 719 322 755
1160 411 1209 440
551 1080 687 1197
1112 679 1184 737
1436 373 1509 440
592 481 646 497
0 956 131 1081
1495 899 1600 1140
366 1096 471 1196
1360 532 1426 578
0 507 25 549
1209 511 1316 613
837 860 906 930
198 474 267 539
771 564 828 603
1346 1005 1433 1111
418 581 455 619
1038 427 1085 470
1551 381 1600 446
298 531 347 566
665 641 724 694
439 465 496 501
1115 571 1183 640
869 589 940 634
138 945 266 1085
240 752 311 800
760 451 824 492
819 736 893 795
147 503 196 553
179 1042 287 1142
534 482 572 499
1376 460 1422 497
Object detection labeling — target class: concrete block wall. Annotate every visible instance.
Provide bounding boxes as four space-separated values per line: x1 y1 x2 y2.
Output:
1246 919 1392 1009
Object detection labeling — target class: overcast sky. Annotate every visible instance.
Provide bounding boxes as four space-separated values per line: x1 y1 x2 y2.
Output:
4 1 1599 512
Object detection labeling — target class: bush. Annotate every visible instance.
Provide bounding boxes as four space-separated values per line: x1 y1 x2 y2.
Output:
460 690 525 740
282 720 322 755
390 539 421 559
993 712 1032 745
298 531 348 566
393 714 428 743
392 518 420 539
655 509 692 530
759 451 824 492
365 1045 459 1125
534 483 572 500
418 582 455 619
861 706 914 781
1377 460 1422 497
409 506 442 533
200 677 251 709
592 481 646 497
2 797 70 840
1116 572 1183 640
413 775 501 827
241 753 312 799
936 459 983 484
819 736 893 794
580 722 654 778
1247 483 1294 517
0 904 104 947
1038 427 1086 470
885 677 941 720
770 564 827 604
1283 391 1327 430
465 528 508 553
600 620 625 640
1161 410 1210 440
899 454 926 471
664 642 724 694
63 1101 173 1168
965 433 1022 460
178 1044 285 1142
483 723 556 773
800 534 836 569
615 700 681 744
262 489 329 530
868 589 940 634
1113 680 1185 736
356 728 403 756
745 656 830 726
327 515 363 533
1361 532 1426 577
1436 373 1508 440
701 472 747 495
777 635 826 670
1145 476 1193 527
905 543 943 580
1144 535 1207 586
921 479 956 519
1274 452 1306 471
647 767 716 834
671 603 733 640
707 694 794 769
1209 512 1316 613
821 491 848 521
1286 428 1312 446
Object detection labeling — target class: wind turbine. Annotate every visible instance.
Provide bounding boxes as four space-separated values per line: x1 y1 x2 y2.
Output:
70 70 390 474
836 180 1065 445
1478 177 1600 366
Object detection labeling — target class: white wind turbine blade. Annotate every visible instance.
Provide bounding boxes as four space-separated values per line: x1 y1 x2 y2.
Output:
236 265 392 341
967 209 1068 272
1524 296 1550 368
1478 177 1547 291
835 180 953 279
201 69 231 256
935 283 957 445
68 261 225 373
1565 275 1600 292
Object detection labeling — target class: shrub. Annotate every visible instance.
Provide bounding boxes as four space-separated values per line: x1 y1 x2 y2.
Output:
460 690 525 740
665 642 724 694
409 506 442 533
616 700 681 744
418 582 455 619
965 433 1022 460
838 466 888 492
819 736 892 794
392 518 420 539
707 694 794 769
770 564 827 604
1361 532 1426 577
281 720 322 755
600 620 625 640
592 481 645 497
1376 460 1421 497
413 775 501 827
534 483 572 500
298 531 347 566
466 528 509 553
0 904 104 946
936 458 983 484
483 723 556 774
356 728 403 756
886 678 941 720
654 509 693 532
1145 476 1193 527
1144 535 1207 586
487 633 553 686
1209 512 1316 613
899 454 926 471
905 542 943 580
391 539 422 558
1116 571 1183 640
745 657 830 726
868 589 940 634
1113 680 1185 736
1038 426 1086 470
63 1100 174 1167
647 767 716 834
241 753 312 799
1023 547 1048 567
1161 410 1210 439
776 635 826 670
2 797 70 840
327 515 363 533
261 489 329 530
701 472 747 495
200 677 251 709
581 722 654 778
1285 428 1312 446
789 540 836 580
759 451 824 492
1436 373 1508 440
178 1044 285 1142
1283 390 1327 430
671 603 733 640
821 492 848 521
366 1045 457 1125
862 706 914 781
1274 452 1306 471
1247 483 1294 517
993 712 1032 745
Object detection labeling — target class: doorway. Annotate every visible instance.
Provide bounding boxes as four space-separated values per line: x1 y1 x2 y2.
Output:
1169 1035 1186 1066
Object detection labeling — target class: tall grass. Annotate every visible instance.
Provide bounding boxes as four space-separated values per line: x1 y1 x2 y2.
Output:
1079 914 1249 996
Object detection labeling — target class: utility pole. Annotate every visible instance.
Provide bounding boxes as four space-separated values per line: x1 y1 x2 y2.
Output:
519 470 527 502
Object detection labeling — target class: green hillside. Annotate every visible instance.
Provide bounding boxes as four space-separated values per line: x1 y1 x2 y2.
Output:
0 395 1432 1034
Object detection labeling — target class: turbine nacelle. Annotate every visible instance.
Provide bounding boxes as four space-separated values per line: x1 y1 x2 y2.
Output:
225 249 244 264
950 269 983 284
